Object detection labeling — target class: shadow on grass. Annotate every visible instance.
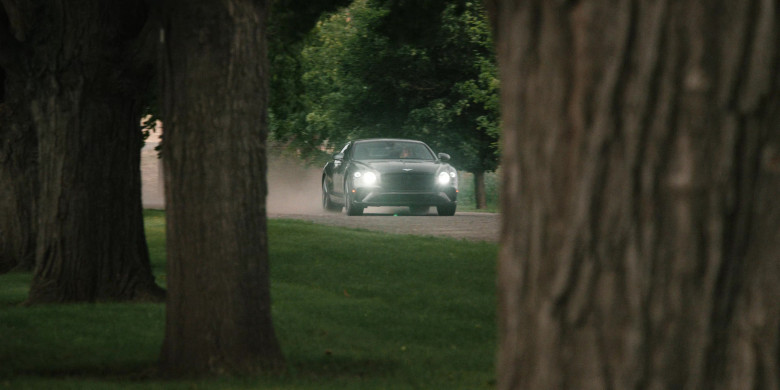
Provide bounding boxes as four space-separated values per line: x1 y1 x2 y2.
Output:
7 363 160 382
291 355 399 379
5 357 398 384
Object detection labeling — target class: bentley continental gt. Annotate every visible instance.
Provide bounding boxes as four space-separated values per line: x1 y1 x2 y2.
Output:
322 139 458 216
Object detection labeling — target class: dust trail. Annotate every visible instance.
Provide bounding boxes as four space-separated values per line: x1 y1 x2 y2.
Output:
141 143 325 215
266 154 324 214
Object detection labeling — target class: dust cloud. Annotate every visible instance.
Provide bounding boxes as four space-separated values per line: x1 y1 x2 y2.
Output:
141 141 325 215
266 154 324 214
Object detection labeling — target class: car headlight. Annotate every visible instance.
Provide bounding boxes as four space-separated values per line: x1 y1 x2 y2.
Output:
437 171 451 185
353 171 377 186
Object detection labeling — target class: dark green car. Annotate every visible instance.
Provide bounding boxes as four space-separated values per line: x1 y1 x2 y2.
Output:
322 139 458 216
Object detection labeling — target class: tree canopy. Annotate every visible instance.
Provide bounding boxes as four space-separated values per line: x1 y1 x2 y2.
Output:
273 0 500 175
268 0 353 153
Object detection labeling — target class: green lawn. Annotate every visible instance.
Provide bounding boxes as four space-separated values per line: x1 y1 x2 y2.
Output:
0 210 498 389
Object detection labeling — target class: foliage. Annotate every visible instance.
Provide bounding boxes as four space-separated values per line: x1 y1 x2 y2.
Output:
268 0 354 158
139 1 354 155
274 0 500 173
0 213 497 389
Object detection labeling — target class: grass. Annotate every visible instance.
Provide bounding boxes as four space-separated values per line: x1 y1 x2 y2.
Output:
0 211 498 389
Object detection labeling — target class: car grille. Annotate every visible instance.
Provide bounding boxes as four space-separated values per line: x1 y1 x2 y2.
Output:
381 172 436 191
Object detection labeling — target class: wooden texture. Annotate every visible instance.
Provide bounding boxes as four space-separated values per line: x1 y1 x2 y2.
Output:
488 0 780 388
159 0 285 375
1 1 163 301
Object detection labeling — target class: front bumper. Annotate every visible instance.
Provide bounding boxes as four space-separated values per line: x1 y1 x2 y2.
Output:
351 187 457 207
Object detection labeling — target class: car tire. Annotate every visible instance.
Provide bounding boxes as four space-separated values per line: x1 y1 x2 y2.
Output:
322 178 342 212
345 185 364 216
409 205 430 216
436 204 456 216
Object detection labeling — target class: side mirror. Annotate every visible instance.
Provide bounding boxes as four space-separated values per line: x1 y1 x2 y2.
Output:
333 152 344 168
437 153 450 162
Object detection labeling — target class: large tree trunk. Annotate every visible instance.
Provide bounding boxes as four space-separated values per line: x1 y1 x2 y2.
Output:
159 0 285 375
1 1 164 302
488 0 780 389
0 63 37 273
28 73 162 302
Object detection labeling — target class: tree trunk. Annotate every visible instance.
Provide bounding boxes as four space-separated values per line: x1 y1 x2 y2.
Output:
159 0 285 375
28 74 162 302
1 1 164 302
488 0 780 389
474 170 488 209
0 67 37 273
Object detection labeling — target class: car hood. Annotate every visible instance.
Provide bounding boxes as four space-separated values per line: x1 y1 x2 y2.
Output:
354 160 443 175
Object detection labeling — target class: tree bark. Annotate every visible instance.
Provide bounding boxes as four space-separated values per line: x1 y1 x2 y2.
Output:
0 1 36 273
0 68 37 273
159 0 285 375
1 1 164 302
488 0 780 389
0 5 37 275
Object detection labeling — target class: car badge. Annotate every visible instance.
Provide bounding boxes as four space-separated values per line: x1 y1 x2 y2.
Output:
402 168 413 171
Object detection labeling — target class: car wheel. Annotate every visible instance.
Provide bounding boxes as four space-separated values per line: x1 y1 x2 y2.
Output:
344 185 364 216
409 205 430 216
436 204 456 216
322 178 342 212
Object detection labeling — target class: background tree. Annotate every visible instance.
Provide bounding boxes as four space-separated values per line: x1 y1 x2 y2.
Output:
0 0 163 302
158 0 284 374
487 0 779 388
363 0 500 208
268 0 352 153
278 0 500 208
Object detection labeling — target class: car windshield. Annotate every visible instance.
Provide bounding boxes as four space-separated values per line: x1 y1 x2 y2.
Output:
352 141 435 160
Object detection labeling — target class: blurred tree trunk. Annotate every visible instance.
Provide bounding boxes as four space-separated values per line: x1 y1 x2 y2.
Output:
487 0 779 389
474 171 487 209
1 1 164 302
159 0 284 375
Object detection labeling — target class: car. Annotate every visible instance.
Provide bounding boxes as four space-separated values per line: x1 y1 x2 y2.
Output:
322 138 458 216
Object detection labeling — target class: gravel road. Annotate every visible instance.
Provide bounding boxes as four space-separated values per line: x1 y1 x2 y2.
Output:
263 155 500 243
269 209 500 243
142 145 499 242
